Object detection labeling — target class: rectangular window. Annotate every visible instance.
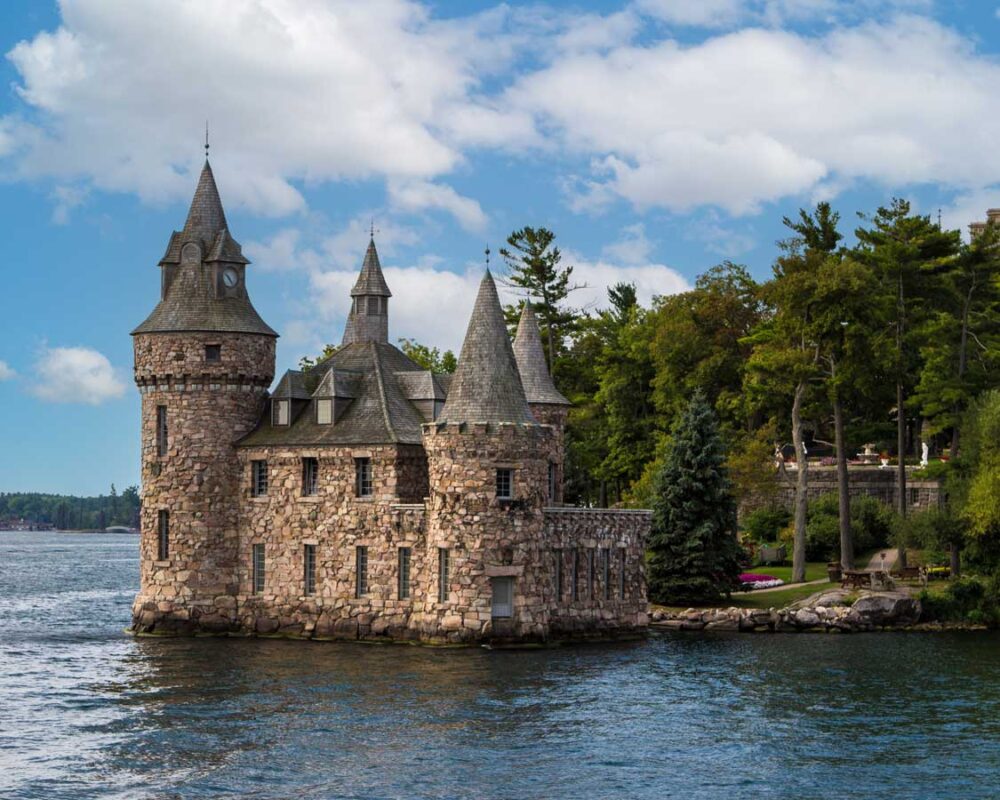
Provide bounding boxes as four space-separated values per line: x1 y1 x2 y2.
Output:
304 544 316 596
496 468 512 499
272 399 290 426
355 546 368 598
572 549 580 602
554 548 563 601
157 510 169 560
398 547 412 599
253 543 265 594
438 547 450 603
302 457 318 496
156 405 168 457
602 548 611 600
316 398 333 425
588 548 596 600
251 460 268 497
355 457 372 497
205 344 221 362
619 549 626 600
548 462 557 502
491 577 514 619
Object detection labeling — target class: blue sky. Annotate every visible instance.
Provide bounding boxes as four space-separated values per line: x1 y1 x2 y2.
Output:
2 0 1000 494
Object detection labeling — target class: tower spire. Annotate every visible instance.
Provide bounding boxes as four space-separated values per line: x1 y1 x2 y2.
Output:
439 271 534 425
341 237 392 346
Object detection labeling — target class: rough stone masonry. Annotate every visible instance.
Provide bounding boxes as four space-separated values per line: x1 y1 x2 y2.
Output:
129 160 649 644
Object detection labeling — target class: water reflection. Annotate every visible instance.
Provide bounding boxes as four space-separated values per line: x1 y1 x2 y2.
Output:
3 533 1000 799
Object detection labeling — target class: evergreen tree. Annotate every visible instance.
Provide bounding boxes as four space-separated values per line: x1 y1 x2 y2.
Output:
648 392 741 604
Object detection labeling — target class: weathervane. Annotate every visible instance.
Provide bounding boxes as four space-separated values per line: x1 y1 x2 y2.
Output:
205 120 210 160
485 245 491 270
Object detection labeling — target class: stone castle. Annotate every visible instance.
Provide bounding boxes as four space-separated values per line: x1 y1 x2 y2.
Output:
130 160 649 644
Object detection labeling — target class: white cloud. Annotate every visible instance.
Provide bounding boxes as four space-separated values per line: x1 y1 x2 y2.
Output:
635 0 746 28
387 179 487 232
508 16 1000 215
683 210 758 257
49 183 88 224
940 190 1000 242
3 0 519 218
0 360 15 381
30 346 126 405
601 223 654 265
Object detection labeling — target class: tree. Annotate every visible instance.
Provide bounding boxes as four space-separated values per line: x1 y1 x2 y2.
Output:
647 392 741 605
854 199 959 566
398 339 457 373
500 227 582 377
299 344 339 372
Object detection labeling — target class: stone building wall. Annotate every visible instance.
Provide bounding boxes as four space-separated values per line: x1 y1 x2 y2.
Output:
131 331 275 634
530 404 568 504
767 467 943 513
543 508 650 637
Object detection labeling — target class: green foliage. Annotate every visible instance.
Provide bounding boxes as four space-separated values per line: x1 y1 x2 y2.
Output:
741 506 791 544
897 508 965 562
647 393 742 604
919 576 1000 626
398 338 457 373
299 344 339 371
0 487 140 530
802 493 897 561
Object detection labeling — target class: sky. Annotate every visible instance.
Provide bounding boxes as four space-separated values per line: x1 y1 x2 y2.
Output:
3 0 1000 495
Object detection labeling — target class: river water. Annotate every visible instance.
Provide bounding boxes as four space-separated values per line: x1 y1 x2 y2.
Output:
2 532 1000 799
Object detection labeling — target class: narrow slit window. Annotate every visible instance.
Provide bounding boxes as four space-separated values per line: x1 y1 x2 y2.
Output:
588 549 596 600
156 405 168 457
304 544 316 596
496 468 512 499
302 457 319 496
572 549 580 602
548 462 556 502
438 548 450 603
602 547 611 600
157 510 169 560
205 344 221 362
619 549 626 600
253 543 265 594
355 457 372 497
398 547 411 599
554 548 563 601
491 577 514 619
251 460 268 497
355 546 368 598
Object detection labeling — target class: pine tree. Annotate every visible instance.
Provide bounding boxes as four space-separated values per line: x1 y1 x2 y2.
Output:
648 392 741 604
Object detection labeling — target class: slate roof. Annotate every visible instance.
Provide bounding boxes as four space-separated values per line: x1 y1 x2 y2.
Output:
438 271 535 425
132 160 276 337
351 237 391 297
238 341 438 447
513 304 570 406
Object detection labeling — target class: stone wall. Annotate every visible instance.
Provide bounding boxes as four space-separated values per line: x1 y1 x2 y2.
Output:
763 466 942 513
131 331 275 634
530 403 568 504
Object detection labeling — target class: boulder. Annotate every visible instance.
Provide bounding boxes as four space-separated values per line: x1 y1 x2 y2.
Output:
846 592 921 627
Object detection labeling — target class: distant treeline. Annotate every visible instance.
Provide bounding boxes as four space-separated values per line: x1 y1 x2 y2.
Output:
0 485 140 530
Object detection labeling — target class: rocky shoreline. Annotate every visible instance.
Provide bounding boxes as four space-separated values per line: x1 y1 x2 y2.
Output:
650 588 989 633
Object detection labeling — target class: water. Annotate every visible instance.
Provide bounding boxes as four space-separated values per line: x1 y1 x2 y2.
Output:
2 532 1000 799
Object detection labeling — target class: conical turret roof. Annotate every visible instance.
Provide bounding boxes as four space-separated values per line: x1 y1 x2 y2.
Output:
513 304 570 406
351 237 392 297
183 160 228 242
438 271 534 425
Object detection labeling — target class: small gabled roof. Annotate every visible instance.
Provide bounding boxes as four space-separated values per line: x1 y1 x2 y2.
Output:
513 304 570 406
438 271 535 425
271 370 315 400
395 370 448 401
351 237 392 297
313 368 363 399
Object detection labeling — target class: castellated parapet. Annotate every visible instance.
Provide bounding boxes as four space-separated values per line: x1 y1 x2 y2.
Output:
129 161 648 645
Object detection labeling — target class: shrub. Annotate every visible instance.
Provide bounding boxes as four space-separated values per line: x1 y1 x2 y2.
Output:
741 506 791 544
919 575 1000 626
802 492 897 561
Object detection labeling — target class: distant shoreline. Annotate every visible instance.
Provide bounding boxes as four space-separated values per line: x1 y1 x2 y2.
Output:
0 529 139 535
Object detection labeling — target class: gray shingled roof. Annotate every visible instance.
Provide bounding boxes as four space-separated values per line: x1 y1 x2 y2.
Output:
351 238 391 297
132 160 276 337
513 304 570 406
238 341 433 446
438 271 535 425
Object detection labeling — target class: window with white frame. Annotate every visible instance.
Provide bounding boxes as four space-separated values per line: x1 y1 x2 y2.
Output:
316 398 333 425
272 399 290 426
302 457 319 496
496 468 512 499
398 547 411 599
355 546 368 597
253 543 265 594
304 544 316 596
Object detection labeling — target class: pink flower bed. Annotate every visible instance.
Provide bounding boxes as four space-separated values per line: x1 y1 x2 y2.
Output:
739 573 785 590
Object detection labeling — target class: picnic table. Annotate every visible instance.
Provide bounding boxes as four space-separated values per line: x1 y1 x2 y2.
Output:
841 570 895 591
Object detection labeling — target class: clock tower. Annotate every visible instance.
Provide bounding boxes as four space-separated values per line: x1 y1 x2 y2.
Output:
130 159 276 635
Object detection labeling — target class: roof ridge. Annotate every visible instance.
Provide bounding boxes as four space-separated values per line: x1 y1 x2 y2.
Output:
370 342 399 443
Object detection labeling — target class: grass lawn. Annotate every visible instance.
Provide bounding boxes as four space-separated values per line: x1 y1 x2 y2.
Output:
750 562 830 582
654 580 839 613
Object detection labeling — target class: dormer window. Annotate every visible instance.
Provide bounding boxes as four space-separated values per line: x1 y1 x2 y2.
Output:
272 399 290 426
316 398 333 425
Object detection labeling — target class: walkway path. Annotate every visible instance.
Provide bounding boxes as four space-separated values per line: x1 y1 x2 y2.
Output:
865 549 897 572
734 577 828 596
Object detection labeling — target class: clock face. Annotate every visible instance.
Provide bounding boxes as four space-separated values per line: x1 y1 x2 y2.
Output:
222 268 239 289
